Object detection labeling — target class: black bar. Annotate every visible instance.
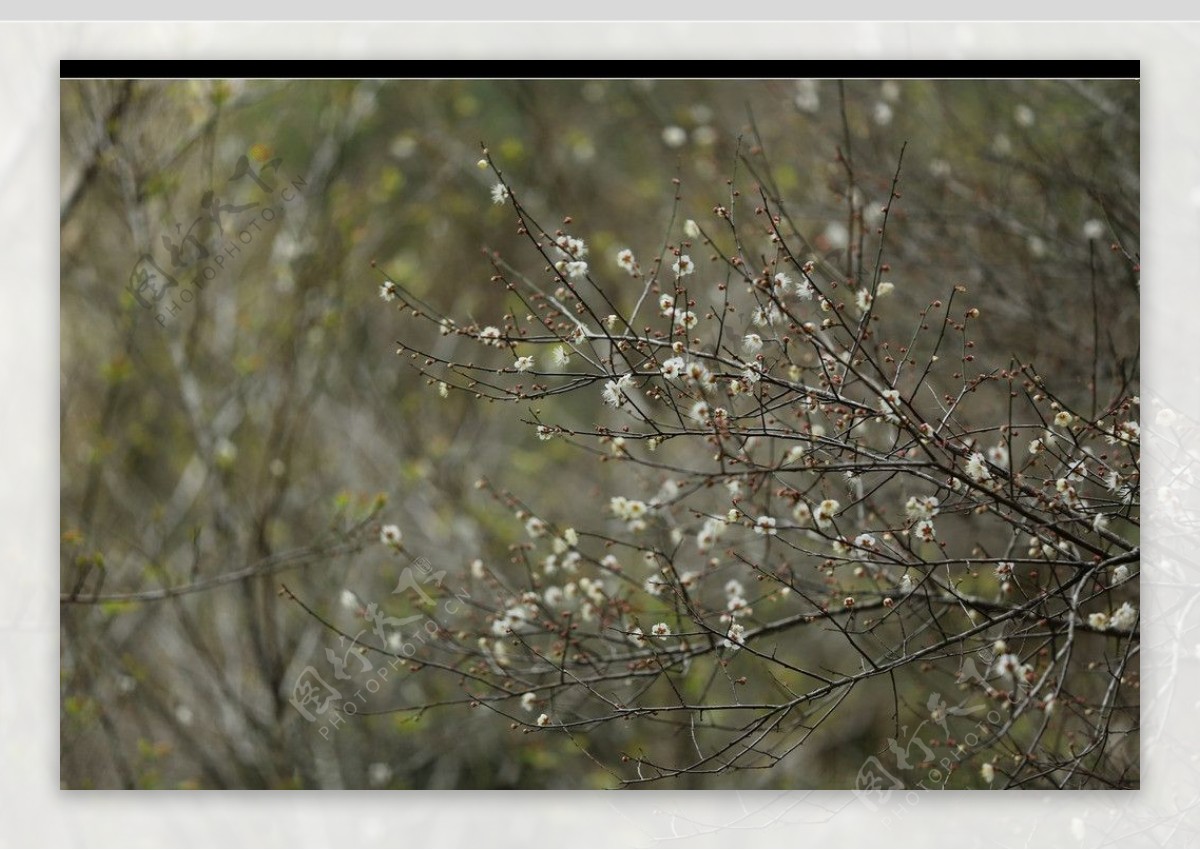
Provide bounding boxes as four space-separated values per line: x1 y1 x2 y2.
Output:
60 59 1140 80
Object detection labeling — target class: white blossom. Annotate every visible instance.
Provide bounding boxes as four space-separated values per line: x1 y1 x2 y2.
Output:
965 452 992 482
878 388 901 423
525 516 547 538
905 495 939 521
1109 420 1139 445
751 304 781 326
855 289 873 313
492 600 538 636
661 356 685 380
1110 601 1137 631
685 361 710 385
557 259 588 280
547 345 570 368
813 499 840 530
380 524 402 546
554 234 588 260
610 496 648 522
754 516 778 536
697 517 726 551
794 79 820 112
643 575 669 597
994 652 1022 677
723 621 746 650
673 309 698 330
491 639 510 667
602 373 636 407
672 255 695 277
662 126 687 148
368 762 393 787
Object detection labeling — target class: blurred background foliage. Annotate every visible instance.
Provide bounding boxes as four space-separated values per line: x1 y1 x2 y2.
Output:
60 78 1138 789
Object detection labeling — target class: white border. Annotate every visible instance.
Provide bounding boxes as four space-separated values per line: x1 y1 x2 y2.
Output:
8 19 1193 849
